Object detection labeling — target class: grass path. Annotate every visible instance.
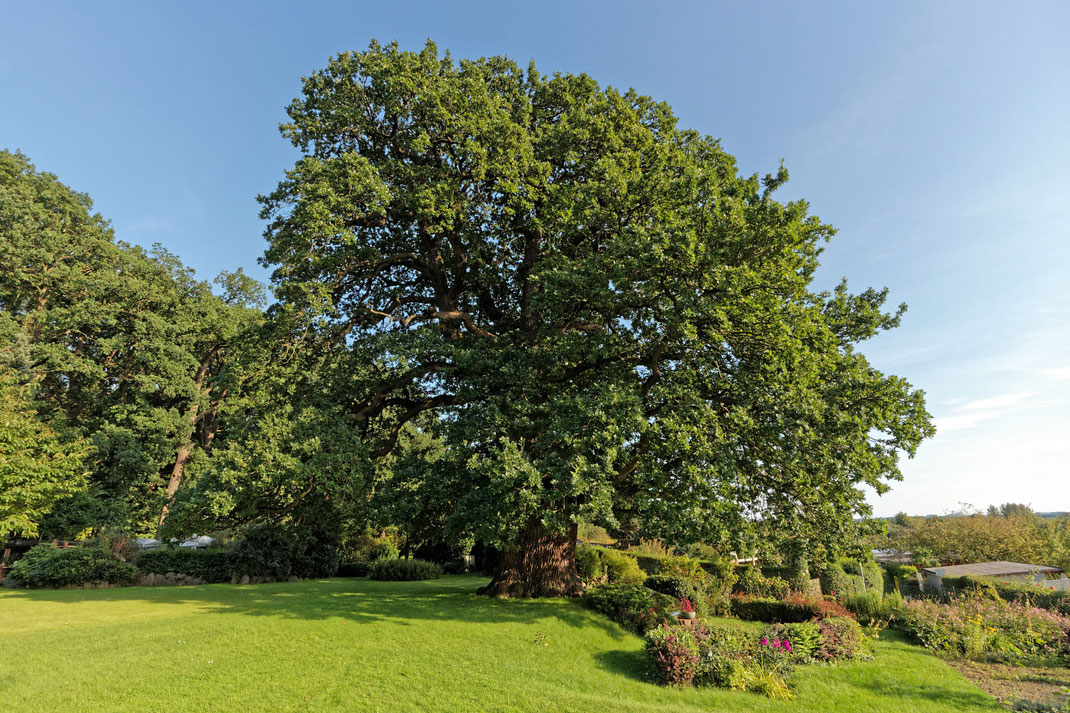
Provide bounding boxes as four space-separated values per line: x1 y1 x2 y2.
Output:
0 575 1000 712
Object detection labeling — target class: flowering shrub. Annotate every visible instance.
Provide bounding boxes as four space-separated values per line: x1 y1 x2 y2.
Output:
901 597 1070 661
680 597 695 613
763 622 822 659
644 622 708 686
643 622 795 698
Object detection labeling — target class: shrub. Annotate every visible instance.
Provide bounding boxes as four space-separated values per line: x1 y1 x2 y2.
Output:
337 561 372 577
763 622 823 660
819 559 881 598
815 616 867 661
441 559 469 574
135 547 232 583
942 575 1070 616
601 549 646 586
843 590 906 630
645 574 706 612
645 622 706 686
369 558 442 581
583 584 675 634
367 541 400 562
341 528 401 563
230 523 340 579
658 556 711 585
645 621 794 698
9 544 137 588
575 543 606 584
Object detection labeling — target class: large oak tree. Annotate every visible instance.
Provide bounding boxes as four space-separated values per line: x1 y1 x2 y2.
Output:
260 41 935 597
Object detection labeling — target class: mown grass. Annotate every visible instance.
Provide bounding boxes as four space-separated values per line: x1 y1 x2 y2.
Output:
0 575 999 712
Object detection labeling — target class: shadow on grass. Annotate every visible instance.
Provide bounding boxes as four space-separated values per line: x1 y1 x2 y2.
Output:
1 575 629 640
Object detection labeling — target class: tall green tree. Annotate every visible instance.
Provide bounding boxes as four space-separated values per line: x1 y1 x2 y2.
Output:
0 149 262 536
259 41 935 596
0 373 87 537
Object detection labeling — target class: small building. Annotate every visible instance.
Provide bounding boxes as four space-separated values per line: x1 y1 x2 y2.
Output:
921 561 1065 593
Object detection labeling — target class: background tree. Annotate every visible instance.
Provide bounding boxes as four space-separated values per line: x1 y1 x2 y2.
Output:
0 149 263 536
260 41 935 597
0 373 87 536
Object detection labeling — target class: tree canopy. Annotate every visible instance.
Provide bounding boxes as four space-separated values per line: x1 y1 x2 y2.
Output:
259 41 935 595
0 149 262 537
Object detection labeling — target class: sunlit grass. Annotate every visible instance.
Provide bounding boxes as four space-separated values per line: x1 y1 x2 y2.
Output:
0 575 999 712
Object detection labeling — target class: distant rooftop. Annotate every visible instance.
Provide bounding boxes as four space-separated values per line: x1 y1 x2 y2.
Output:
922 561 1064 578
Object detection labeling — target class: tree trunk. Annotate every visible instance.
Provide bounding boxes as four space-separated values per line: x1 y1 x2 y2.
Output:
157 353 214 531
478 518 582 598
157 442 192 529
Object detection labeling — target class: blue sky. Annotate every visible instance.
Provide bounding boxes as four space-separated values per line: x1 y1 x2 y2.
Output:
3 1 1068 516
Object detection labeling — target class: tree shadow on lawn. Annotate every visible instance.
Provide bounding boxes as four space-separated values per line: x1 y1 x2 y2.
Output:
2 575 629 639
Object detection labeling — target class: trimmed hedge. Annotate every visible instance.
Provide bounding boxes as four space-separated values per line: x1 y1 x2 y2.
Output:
819 560 883 598
135 548 232 583
337 561 372 577
369 558 442 581
9 544 138 588
730 594 854 623
574 544 646 586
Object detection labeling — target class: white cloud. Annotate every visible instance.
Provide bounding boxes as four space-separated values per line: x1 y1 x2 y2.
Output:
958 392 1037 412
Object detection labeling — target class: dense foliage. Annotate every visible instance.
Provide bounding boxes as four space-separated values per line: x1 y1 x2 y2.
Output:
0 149 263 537
135 547 233 583
368 558 442 581
258 40 934 596
582 584 675 633
229 523 341 579
730 593 854 623
874 506 1070 572
644 617 866 698
0 375 87 536
9 544 137 587
940 575 1070 616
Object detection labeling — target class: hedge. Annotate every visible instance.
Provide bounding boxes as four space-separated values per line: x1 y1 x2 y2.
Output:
9 544 138 588
729 594 855 623
819 559 883 598
135 548 232 583
336 561 372 577
369 558 442 581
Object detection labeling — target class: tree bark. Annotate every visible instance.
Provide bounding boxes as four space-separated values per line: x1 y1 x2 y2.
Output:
157 353 214 531
478 518 582 598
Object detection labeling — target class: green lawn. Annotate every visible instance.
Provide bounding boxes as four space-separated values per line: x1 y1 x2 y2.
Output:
0 575 1000 712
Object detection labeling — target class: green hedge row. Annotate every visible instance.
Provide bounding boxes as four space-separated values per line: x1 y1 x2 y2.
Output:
368 558 442 581
135 548 232 583
729 594 855 623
